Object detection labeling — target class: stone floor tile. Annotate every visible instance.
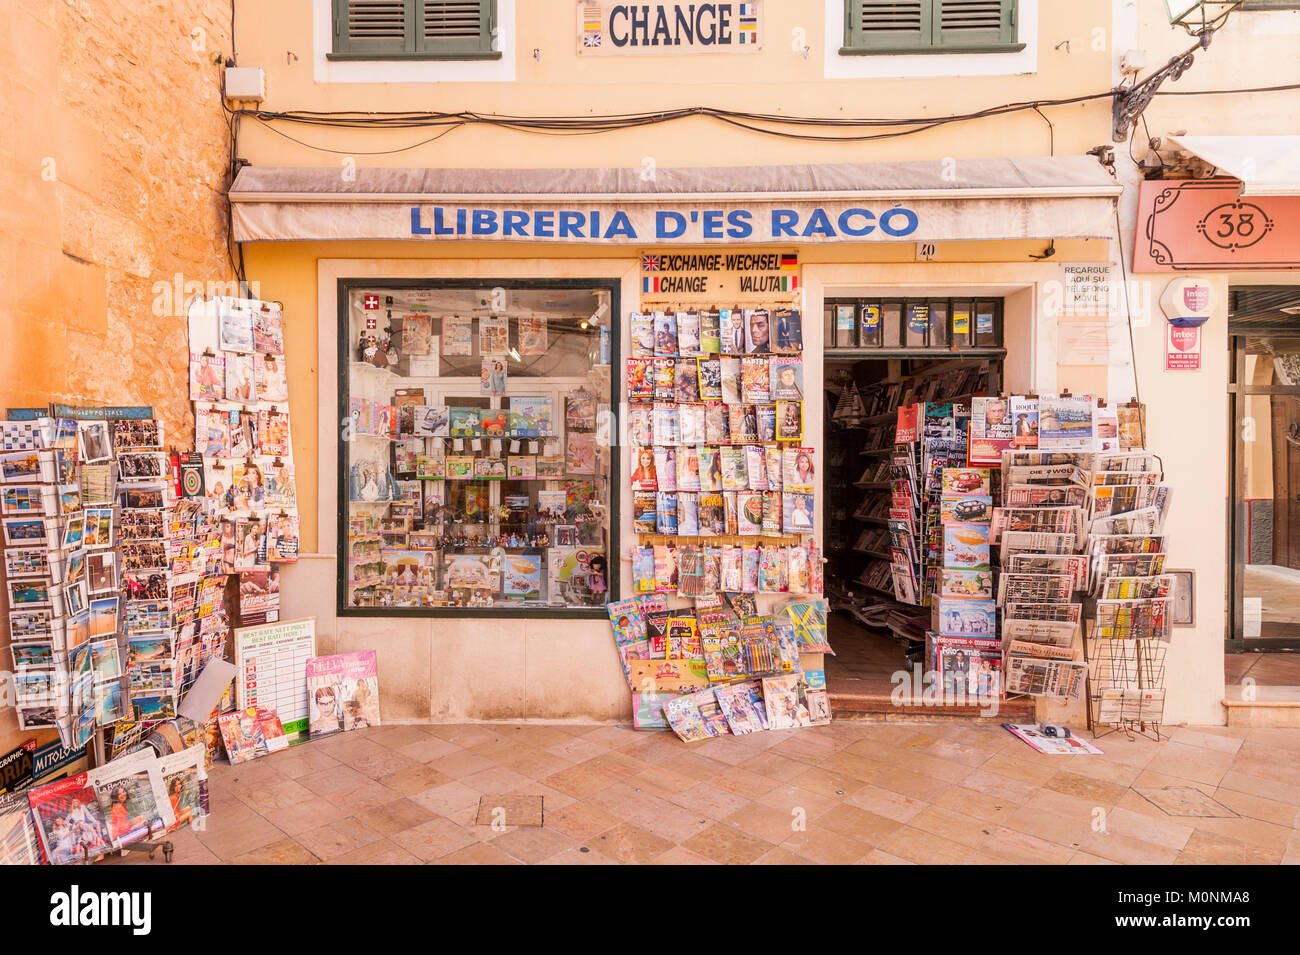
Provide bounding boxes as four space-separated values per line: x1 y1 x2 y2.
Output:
423 750 501 781
388 816 479 861
930 786 1013 825
906 805 993 849
491 826 578 864
233 777 319 815
230 838 321 865
720 802 803 844
1177 830 1283 865
667 782 752 820
978 827 1075 864
542 801 622 842
588 821 675 864
429 842 526 865
394 736 464 763
354 797 439 836
326 839 425 865
264 747 343 779
258 795 353 837
408 781 485 816
294 816 385 861
875 825 978 865
780 827 874 865
683 822 776 865
194 812 287 861
650 845 722 865
815 803 906 845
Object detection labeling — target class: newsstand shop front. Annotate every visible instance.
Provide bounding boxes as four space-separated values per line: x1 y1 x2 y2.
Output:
226 156 1226 730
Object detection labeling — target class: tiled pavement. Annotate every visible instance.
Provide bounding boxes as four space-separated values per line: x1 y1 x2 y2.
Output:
113 720 1300 865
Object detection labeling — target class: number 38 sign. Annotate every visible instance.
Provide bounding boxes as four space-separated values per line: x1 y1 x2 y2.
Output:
1134 180 1298 272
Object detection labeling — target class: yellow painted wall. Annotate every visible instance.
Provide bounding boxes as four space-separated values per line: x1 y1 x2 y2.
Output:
233 0 1114 170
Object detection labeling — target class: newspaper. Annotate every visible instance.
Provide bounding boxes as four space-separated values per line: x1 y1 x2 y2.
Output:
1002 449 1091 469
1096 687 1165 725
1088 483 1173 520
1000 531 1078 556
1004 601 1083 624
1004 639 1077 659
1004 553 1089 590
1093 597 1171 640
1088 534 1164 556
1090 506 1165 537
1004 484 1087 508
1004 464 1088 487
1002 618 1078 648
990 506 1084 544
1092 552 1167 587
1004 655 1088 700
997 573 1074 605
1091 450 1161 474
1099 574 1174 600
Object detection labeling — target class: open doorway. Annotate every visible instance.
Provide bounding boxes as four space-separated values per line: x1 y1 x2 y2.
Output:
1228 286 1300 688
822 345 1003 701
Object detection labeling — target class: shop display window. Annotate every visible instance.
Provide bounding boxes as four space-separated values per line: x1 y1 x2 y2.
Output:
338 280 617 615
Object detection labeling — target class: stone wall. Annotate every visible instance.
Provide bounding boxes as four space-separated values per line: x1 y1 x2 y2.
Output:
0 0 235 753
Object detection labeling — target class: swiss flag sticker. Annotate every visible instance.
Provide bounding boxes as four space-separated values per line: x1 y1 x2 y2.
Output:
363 295 380 310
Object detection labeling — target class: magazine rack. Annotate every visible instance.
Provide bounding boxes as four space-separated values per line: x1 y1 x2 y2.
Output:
1082 623 1167 741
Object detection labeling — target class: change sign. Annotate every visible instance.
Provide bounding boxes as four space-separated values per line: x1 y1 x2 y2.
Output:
578 1 763 54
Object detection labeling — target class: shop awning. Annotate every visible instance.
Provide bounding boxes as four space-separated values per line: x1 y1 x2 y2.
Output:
228 155 1121 245
1166 135 1300 197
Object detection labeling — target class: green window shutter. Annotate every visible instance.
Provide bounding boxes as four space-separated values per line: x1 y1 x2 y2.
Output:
417 0 494 55
933 0 1016 49
333 0 416 55
846 0 930 51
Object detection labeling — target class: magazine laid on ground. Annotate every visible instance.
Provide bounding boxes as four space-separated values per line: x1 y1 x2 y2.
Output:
1002 723 1103 755
306 650 381 737
219 706 289 763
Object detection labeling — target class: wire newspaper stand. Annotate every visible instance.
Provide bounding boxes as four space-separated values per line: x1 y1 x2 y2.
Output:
1084 625 1168 741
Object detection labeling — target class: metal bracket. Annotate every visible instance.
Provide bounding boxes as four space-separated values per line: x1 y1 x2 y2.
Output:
1112 36 1208 142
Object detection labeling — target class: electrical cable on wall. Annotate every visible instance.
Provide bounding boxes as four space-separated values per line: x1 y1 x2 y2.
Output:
1112 199 1142 407
225 80 1300 157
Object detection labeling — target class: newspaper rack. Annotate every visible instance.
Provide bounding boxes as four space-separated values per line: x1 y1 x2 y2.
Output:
1082 612 1168 742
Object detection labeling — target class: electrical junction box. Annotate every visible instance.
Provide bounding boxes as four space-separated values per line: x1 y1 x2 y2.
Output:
224 66 265 103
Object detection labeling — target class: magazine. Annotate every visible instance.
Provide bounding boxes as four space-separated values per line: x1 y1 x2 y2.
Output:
306 651 381 735
664 692 715 742
219 706 288 763
87 749 173 846
1002 723 1103 755
0 792 39 865
28 773 112 865
762 673 812 729
157 745 206 831
714 681 768 734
